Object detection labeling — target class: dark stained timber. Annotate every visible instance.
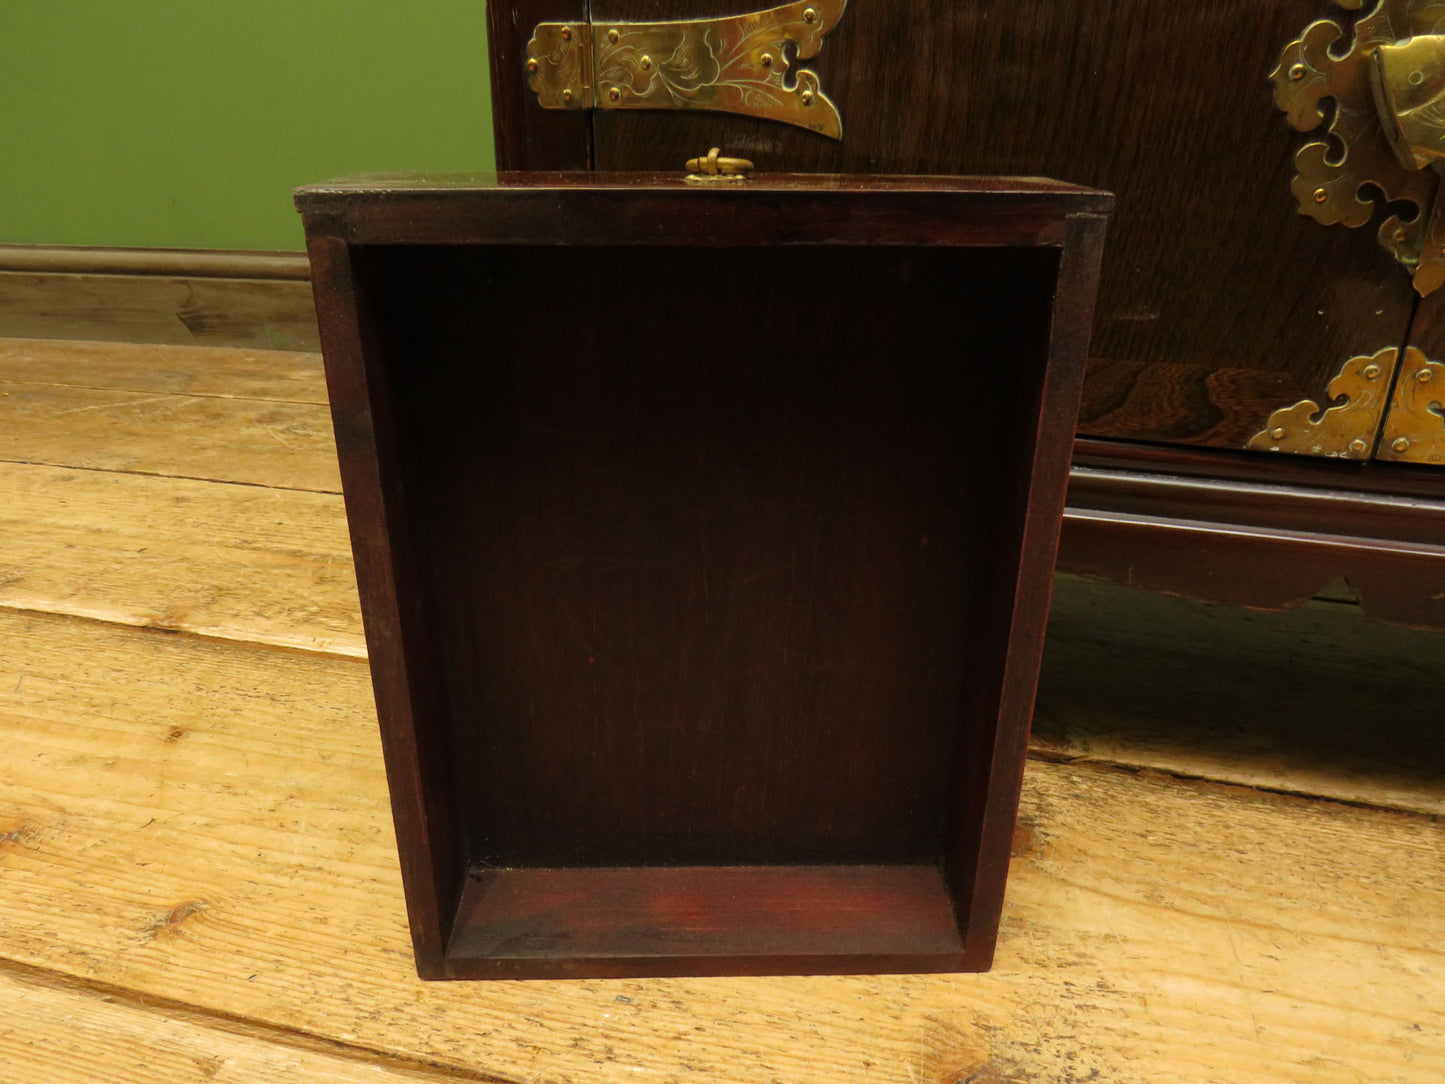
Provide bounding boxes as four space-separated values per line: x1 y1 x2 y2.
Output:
484 0 1445 631
297 173 1110 978
553 0 1419 451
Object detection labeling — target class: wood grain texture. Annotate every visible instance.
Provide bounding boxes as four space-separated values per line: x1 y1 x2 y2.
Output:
0 462 362 655
0 965 476 1084
0 610 1440 1082
8 340 1445 640
3 337 1442 1075
0 342 1436 816
0 377 341 491
565 0 1418 450
0 270 319 351
1078 359 1313 447
0 337 328 403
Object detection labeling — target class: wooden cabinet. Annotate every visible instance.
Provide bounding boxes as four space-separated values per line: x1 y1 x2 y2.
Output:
487 0 1445 626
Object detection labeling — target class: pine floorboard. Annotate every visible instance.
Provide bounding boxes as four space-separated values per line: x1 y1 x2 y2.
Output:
0 337 1440 1083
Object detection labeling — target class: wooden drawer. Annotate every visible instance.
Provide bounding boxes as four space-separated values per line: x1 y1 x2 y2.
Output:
296 172 1109 978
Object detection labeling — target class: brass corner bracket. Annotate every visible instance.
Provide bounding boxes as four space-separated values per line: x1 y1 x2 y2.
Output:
1378 352 1445 463
1271 2 1445 295
1247 347 1400 458
526 0 848 139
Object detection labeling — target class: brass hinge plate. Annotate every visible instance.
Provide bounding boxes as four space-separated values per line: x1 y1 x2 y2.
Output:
1377 349 1445 464
527 22 593 110
526 0 848 139
1247 347 1399 459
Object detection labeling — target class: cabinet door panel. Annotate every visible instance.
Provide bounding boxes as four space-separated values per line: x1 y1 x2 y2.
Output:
487 0 592 171
580 0 1417 453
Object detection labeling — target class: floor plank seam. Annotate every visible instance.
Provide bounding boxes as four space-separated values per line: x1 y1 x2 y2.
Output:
0 955 516 1084
0 602 370 663
1026 745 1444 820
0 456 342 494
0 377 326 407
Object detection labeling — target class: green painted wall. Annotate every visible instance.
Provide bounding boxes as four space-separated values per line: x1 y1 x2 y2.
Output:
0 3 494 252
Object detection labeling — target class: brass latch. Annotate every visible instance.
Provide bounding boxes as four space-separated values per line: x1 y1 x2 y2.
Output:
525 0 848 139
684 148 754 184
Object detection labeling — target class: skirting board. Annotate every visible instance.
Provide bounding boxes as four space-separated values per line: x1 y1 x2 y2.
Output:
0 245 318 351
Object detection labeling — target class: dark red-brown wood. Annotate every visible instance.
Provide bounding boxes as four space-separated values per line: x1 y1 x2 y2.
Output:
1061 440 1445 628
493 0 1419 452
485 0 1445 629
486 0 592 172
448 865 962 978
297 172 1109 978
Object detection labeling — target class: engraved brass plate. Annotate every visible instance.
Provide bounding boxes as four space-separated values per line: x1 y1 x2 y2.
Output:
527 23 592 110
1371 35 1445 171
527 0 848 139
1271 3 1445 295
1247 347 1399 458
1377 349 1445 463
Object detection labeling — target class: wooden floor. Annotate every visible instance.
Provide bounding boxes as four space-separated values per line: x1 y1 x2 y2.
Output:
0 336 1441 1083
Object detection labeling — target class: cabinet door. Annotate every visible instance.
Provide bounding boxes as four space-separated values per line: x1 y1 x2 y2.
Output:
495 0 1422 456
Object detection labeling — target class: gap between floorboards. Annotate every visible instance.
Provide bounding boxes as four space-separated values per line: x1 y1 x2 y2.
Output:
0 955 515 1084
0 456 342 494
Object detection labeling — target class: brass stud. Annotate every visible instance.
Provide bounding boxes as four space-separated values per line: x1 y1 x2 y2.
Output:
1393 437 1412 453
761 52 773 67
1313 188 1328 203
1349 438 1368 453
562 88 574 103
526 58 539 73
801 89 815 105
803 6 817 22
640 54 652 70
1394 228 1408 243
607 28 620 43
1289 63 1307 80
1364 363 1381 380
608 86 621 102
1420 368 1435 383
1271 427 1287 441
561 25 572 40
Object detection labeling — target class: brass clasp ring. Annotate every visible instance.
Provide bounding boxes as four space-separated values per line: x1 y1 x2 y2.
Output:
684 148 754 184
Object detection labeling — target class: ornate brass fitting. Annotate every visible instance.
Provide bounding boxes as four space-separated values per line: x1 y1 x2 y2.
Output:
1371 35 1445 171
684 148 755 184
1377 352 1445 462
526 0 848 138
1247 347 1400 458
1272 3 1445 295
